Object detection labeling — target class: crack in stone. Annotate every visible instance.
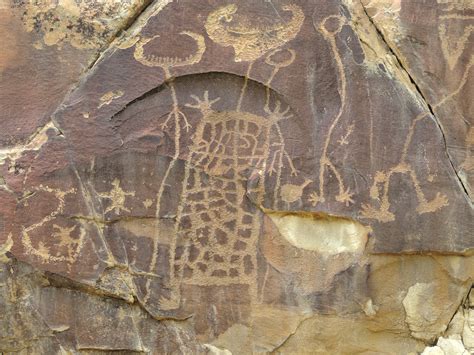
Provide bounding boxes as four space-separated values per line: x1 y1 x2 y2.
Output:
70 214 175 225
48 0 161 137
358 0 471 205
43 268 193 323
82 0 156 76
269 316 311 353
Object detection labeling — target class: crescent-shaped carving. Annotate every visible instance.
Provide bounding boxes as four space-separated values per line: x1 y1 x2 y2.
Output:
134 31 206 69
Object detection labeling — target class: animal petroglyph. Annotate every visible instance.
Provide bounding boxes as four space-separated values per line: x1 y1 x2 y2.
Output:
280 179 312 205
0 121 58 166
205 3 304 62
98 90 124 109
360 54 474 222
21 186 86 263
99 179 135 215
206 4 303 112
361 112 449 222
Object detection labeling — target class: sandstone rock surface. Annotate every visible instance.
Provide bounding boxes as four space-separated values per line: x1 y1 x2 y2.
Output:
0 0 472 353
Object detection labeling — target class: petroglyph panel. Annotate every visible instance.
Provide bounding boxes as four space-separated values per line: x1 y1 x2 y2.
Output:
1 0 473 353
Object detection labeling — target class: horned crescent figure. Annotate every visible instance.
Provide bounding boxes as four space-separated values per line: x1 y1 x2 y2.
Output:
205 3 304 62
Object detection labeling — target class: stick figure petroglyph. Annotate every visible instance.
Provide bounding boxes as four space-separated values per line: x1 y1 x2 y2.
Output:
134 31 206 131
360 56 474 222
309 15 354 207
133 30 207 305
98 179 135 215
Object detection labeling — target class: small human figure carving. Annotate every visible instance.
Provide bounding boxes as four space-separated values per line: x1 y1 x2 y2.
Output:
99 179 135 215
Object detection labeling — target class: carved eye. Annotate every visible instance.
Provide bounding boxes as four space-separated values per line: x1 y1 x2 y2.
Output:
224 14 233 22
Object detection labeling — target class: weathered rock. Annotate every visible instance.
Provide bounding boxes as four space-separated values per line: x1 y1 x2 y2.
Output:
359 0 474 200
0 0 151 147
0 0 472 353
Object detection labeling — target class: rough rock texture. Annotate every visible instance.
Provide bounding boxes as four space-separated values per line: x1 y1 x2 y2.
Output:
0 0 472 353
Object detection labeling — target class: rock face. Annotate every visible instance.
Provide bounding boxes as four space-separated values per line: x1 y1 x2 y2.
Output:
0 0 472 353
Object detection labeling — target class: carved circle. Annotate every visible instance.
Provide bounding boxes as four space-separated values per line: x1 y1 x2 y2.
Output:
321 15 345 35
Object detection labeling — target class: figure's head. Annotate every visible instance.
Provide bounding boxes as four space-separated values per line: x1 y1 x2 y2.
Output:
208 4 237 25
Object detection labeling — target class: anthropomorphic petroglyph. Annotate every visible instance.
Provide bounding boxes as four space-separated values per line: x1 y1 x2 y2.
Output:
439 22 473 70
309 15 354 207
156 49 301 309
133 31 206 305
98 179 135 215
147 5 306 310
160 82 300 309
